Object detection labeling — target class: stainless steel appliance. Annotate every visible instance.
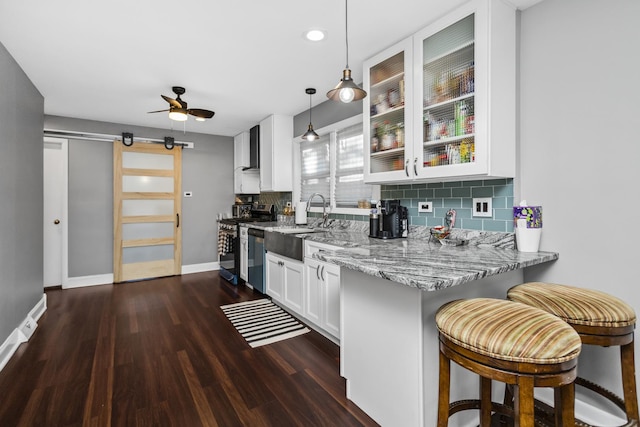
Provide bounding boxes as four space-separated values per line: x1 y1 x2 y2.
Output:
369 199 408 239
247 228 265 293
218 204 274 285
232 203 252 218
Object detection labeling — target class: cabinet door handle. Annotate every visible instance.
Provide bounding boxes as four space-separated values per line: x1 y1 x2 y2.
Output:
176 213 180 228
316 265 320 280
320 266 325 281
405 159 410 177
414 158 418 176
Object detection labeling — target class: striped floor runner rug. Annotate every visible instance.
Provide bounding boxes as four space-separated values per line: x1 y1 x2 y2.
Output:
221 299 310 348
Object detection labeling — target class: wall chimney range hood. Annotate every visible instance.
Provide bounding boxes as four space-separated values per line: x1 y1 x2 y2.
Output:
243 125 260 170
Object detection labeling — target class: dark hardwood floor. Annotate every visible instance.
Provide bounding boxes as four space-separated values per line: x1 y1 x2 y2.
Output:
0 272 379 426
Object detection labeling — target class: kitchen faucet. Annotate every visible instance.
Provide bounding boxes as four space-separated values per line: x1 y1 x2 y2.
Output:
306 193 329 227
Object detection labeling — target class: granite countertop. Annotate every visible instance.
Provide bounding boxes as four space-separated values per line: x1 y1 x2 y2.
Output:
241 219 558 291
312 238 558 292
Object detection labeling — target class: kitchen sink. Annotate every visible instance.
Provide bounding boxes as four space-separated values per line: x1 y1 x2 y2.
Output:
265 228 326 260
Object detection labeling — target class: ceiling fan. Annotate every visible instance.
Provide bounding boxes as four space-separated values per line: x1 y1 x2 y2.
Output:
148 86 215 122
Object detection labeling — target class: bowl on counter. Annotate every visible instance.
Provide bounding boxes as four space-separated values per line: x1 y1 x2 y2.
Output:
430 226 450 240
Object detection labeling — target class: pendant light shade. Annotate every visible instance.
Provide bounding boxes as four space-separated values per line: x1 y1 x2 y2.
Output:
302 88 320 141
327 0 367 103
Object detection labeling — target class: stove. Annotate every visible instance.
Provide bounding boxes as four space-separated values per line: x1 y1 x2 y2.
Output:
218 204 275 285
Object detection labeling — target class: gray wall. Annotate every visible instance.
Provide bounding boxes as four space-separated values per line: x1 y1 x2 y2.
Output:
519 0 639 404
45 116 234 277
293 97 362 137
0 42 44 342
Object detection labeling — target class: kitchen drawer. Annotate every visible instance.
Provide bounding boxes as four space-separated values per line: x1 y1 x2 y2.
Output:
304 240 340 259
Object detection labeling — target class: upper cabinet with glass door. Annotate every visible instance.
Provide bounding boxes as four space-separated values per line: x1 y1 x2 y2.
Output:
414 0 515 181
364 0 515 184
363 37 413 183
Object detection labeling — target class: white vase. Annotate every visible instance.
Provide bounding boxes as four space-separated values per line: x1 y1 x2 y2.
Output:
515 227 542 252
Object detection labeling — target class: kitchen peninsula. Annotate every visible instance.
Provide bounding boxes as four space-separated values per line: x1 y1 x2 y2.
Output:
305 226 558 427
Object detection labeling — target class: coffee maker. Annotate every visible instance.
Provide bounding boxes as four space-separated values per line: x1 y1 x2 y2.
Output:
369 199 409 239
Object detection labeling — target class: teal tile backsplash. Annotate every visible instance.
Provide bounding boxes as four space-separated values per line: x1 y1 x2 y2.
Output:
381 179 514 232
297 179 514 232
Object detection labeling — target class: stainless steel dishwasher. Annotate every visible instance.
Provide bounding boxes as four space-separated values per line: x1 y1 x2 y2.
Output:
247 228 265 293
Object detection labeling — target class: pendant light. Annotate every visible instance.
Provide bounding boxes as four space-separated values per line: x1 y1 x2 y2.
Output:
326 0 367 103
302 88 320 141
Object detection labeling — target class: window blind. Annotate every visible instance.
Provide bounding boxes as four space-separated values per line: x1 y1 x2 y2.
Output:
300 133 330 206
335 123 373 207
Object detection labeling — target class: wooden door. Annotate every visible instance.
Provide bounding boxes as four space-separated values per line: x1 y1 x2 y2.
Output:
113 141 182 283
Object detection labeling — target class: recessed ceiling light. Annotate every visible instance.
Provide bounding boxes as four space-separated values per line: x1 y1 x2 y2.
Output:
305 29 326 42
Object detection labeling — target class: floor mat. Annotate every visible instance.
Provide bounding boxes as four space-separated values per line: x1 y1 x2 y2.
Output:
221 299 310 348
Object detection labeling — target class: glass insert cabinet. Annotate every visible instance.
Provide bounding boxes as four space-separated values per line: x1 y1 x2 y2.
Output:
363 0 516 184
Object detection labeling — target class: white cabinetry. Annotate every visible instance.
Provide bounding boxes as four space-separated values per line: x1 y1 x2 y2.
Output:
259 114 293 192
265 252 304 315
233 132 260 194
239 226 249 281
303 241 341 340
363 0 515 184
364 37 414 183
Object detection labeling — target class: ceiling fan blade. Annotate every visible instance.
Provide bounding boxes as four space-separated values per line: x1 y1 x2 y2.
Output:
148 108 170 113
188 108 215 119
161 94 183 109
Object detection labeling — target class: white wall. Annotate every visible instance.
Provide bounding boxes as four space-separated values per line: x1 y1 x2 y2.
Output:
519 0 640 407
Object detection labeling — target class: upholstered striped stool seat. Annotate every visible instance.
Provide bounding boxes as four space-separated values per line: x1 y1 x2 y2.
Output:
435 298 582 427
508 282 639 426
507 282 636 329
436 298 582 365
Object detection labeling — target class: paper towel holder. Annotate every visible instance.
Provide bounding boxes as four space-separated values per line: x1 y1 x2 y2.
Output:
295 201 308 225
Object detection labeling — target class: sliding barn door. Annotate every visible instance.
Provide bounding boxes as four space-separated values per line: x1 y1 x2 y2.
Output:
113 141 182 283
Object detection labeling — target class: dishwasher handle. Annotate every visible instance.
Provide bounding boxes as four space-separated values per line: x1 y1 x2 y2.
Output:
247 227 265 238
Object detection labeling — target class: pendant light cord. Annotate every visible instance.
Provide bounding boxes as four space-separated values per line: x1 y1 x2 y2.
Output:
309 93 312 123
344 0 349 69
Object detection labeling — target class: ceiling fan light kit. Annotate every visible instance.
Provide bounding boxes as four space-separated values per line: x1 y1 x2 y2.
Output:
327 0 367 103
149 86 215 122
168 108 188 121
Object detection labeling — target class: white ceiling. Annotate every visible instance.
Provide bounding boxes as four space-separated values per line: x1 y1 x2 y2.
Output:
0 0 541 137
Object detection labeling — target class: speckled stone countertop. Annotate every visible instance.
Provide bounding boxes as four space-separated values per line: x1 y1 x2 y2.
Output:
242 219 558 291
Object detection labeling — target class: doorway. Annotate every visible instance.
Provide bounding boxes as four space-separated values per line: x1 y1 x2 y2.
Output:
113 140 182 283
43 137 68 288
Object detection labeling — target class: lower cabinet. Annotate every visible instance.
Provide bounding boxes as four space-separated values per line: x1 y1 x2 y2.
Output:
265 252 304 315
304 241 341 341
265 242 341 343
304 258 340 340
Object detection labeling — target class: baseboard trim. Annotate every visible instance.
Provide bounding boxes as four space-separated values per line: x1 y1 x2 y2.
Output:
64 273 114 289
182 262 219 275
0 293 47 373
63 264 220 289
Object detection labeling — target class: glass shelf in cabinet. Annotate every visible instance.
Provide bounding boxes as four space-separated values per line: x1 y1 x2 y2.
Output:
423 40 474 67
424 134 475 147
371 147 404 158
423 92 473 110
370 71 405 89
371 105 404 119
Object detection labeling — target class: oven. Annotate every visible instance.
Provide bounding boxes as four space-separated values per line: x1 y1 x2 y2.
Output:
217 204 274 286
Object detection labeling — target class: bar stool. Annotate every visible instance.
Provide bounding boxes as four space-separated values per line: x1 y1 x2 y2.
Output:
508 282 638 426
436 298 582 427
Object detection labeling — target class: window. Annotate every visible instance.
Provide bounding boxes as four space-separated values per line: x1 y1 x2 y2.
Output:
294 114 379 214
300 133 330 204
